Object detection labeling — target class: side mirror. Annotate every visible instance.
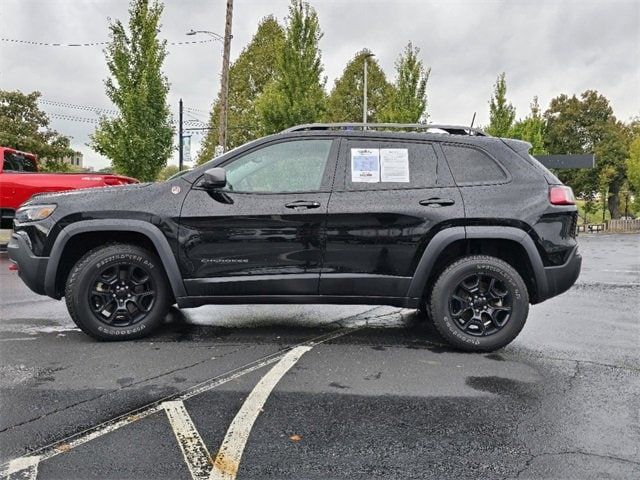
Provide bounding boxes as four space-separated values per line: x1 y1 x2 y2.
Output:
202 167 227 189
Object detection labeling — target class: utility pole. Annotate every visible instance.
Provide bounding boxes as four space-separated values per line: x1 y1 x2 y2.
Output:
363 53 375 124
219 0 234 151
178 98 183 171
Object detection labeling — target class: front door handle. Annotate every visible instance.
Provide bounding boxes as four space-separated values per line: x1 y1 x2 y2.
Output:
419 197 455 207
285 200 321 210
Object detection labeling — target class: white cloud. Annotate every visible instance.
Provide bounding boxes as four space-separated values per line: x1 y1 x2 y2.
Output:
1 0 638 170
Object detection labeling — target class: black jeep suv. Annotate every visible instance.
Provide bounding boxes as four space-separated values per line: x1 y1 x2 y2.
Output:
8 123 581 351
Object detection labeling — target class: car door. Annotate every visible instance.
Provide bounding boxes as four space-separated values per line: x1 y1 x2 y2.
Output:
320 137 464 299
179 137 338 297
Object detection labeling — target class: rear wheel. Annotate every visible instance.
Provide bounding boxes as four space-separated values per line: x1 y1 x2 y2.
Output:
428 255 529 352
65 244 171 340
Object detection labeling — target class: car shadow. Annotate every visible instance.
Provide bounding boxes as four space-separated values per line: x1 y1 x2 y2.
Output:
149 306 458 353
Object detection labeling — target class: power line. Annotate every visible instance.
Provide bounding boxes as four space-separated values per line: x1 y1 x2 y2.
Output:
185 106 210 115
46 111 206 128
2 37 220 47
184 111 207 122
48 112 99 124
40 99 117 115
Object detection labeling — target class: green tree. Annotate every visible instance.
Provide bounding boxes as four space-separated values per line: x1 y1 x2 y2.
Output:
380 42 430 123
198 17 285 164
325 50 392 123
486 72 516 137
156 164 180 181
0 89 75 168
255 0 326 134
508 96 547 155
626 132 640 194
90 0 173 181
544 90 630 218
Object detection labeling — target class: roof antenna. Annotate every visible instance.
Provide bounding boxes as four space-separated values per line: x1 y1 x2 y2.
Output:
469 112 476 135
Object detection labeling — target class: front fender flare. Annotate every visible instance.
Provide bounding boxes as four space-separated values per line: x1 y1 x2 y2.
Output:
44 219 186 299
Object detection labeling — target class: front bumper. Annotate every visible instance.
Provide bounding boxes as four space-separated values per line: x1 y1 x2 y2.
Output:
7 231 49 296
539 244 582 301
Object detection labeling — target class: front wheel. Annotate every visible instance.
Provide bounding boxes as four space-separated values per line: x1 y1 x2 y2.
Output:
428 255 529 352
65 244 171 341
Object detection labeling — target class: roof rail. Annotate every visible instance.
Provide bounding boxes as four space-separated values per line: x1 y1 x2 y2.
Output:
282 122 489 136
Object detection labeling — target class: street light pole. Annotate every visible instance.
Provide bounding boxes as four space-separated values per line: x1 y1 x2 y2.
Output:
186 2 233 152
178 98 183 171
219 0 234 151
363 53 375 124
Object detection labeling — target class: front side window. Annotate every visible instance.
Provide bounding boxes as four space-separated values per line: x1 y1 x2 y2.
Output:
222 139 333 193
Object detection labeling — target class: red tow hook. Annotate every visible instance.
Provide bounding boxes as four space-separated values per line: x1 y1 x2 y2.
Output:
8 263 18 271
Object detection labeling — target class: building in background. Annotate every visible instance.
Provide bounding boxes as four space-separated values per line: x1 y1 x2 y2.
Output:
61 152 83 168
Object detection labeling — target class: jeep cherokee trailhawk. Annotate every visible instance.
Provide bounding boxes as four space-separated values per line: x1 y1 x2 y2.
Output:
7 123 581 351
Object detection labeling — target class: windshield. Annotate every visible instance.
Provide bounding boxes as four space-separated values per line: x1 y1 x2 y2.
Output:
3 151 37 172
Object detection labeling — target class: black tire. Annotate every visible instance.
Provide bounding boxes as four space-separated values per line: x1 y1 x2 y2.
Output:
65 244 171 341
428 255 529 352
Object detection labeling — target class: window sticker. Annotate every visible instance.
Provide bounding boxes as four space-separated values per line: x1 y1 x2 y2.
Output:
351 148 380 182
380 148 410 182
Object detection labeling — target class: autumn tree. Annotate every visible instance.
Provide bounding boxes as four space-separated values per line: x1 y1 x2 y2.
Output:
198 17 285 164
544 90 630 218
380 42 430 123
0 90 76 171
486 72 516 137
324 50 392 123
508 96 547 155
90 0 173 181
255 0 326 134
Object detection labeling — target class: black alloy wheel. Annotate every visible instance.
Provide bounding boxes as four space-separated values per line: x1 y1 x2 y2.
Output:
428 255 529 352
65 244 171 340
89 263 156 327
449 274 512 336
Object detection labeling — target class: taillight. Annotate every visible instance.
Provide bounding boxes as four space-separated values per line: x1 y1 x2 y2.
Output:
549 185 575 205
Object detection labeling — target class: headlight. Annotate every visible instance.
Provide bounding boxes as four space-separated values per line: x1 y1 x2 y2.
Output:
15 204 57 223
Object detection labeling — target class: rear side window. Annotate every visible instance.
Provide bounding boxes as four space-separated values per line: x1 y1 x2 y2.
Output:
3 151 37 172
443 145 507 184
342 139 438 190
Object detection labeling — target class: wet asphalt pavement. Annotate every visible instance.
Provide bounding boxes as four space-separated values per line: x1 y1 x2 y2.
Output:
0 234 638 479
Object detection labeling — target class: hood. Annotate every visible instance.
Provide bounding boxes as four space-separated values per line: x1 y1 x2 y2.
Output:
26 182 154 205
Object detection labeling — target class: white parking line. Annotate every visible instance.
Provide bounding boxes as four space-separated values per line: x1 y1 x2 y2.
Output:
160 346 312 480
163 401 212 480
210 346 312 480
0 326 358 479
5 455 40 480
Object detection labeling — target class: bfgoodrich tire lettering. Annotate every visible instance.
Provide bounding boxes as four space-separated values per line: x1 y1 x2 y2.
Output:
65 244 171 341
428 255 529 352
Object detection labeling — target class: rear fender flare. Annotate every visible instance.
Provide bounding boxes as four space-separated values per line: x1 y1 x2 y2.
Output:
44 219 186 299
406 226 547 300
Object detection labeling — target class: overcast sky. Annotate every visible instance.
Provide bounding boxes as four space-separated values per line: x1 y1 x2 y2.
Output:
1 0 638 170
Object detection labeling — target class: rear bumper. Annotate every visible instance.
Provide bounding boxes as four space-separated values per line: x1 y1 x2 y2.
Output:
538 244 581 302
7 231 49 296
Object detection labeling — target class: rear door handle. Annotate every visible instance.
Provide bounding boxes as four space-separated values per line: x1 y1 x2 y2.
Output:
285 200 321 210
419 198 455 207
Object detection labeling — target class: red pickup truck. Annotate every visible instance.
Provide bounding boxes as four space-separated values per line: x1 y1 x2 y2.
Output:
0 146 138 228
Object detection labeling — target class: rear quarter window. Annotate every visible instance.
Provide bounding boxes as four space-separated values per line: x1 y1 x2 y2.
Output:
443 144 507 184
